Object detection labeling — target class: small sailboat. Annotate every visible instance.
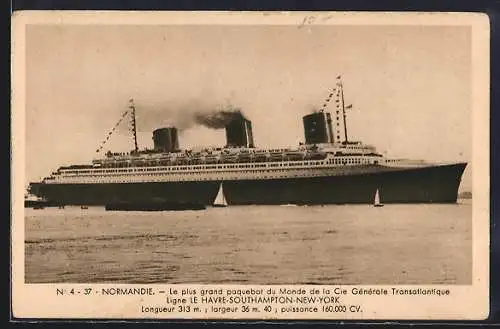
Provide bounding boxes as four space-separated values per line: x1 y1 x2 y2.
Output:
213 183 228 207
374 189 384 207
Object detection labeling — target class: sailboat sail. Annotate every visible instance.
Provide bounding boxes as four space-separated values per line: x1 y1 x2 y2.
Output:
374 189 383 207
213 183 227 207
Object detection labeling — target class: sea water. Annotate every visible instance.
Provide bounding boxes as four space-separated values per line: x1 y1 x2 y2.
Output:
24 200 472 284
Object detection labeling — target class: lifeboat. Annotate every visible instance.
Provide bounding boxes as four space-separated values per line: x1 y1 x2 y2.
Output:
205 155 220 164
285 150 306 161
253 151 269 163
305 152 327 160
237 152 252 162
270 151 284 161
222 154 238 163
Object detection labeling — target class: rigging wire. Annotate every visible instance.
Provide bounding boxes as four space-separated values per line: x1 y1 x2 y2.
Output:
95 110 130 154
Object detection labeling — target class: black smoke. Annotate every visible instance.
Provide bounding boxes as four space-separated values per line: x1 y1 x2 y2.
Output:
194 109 247 129
132 99 247 132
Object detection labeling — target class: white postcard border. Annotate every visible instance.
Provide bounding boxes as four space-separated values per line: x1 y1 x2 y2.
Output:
11 11 490 320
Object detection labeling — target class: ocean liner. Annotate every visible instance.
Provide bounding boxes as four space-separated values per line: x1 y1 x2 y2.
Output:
27 77 467 206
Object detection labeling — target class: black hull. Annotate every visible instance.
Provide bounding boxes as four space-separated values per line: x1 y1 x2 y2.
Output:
29 163 467 206
29 181 220 206
24 200 63 208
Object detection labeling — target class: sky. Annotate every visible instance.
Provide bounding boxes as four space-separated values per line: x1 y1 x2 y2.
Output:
24 23 472 191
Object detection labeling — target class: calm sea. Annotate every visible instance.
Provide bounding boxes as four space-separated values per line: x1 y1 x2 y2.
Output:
25 200 472 284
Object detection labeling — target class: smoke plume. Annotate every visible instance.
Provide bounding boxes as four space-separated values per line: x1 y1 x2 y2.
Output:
133 99 247 132
194 109 247 129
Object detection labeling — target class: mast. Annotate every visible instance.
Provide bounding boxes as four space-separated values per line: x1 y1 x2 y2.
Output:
337 76 349 143
129 98 139 153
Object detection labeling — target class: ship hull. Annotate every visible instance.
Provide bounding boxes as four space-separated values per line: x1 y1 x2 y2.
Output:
28 163 467 206
28 181 220 206
225 163 467 205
